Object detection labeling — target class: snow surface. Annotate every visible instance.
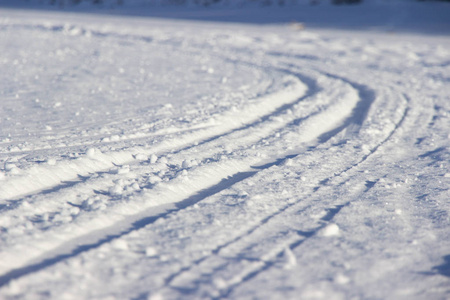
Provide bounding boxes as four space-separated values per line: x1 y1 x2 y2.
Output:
0 1 450 299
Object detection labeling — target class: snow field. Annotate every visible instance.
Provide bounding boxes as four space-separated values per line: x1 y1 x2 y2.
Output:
0 4 450 300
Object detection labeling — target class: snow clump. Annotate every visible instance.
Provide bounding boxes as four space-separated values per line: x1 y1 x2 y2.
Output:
282 247 297 270
145 247 158 257
318 223 340 237
150 154 158 164
134 153 148 161
86 148 99 157
47 158 57 166
111 239 129 251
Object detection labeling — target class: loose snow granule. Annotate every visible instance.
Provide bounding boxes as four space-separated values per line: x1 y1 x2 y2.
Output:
109 185 123 196
70 207 80 216
395 209 402 215
86 148 97 157
148 175 162 185
47 158 56 165
213 277 227 289
111 239 129 251
148 293 164 300
0 172 4 180
159 255 169 262
283 247 297 270
145 247 158 257
134 153 148 161
150 154 158 164
110 135 120 141
361 144 371 154
4 163 16 171
334 273 350 285
318 223 340 237
444 173 450 178
45 125 52 131
182 160 190 169
283 159 293 166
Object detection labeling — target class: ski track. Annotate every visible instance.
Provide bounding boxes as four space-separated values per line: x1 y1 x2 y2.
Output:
158 90 409 300
1 8 449 299
0 67 345 285
0 34 302 203
0 65 403 289
0 17 315 274
160 83 416 299
0 20 363 283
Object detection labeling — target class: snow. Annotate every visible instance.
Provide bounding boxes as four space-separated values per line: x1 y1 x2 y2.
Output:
317 223 340 237
0 0 450 299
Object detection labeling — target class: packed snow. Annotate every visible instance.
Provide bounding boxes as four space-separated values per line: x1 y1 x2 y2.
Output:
0 0 449 299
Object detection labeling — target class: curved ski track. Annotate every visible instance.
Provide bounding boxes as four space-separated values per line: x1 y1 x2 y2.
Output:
0 13 446 299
